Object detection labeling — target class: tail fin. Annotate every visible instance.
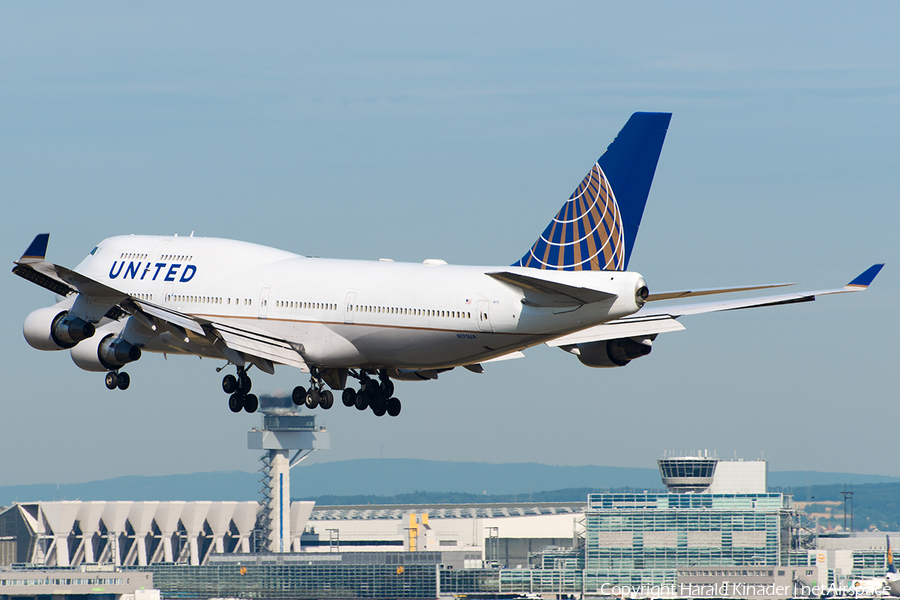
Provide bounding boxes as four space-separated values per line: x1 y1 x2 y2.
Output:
888 535 896 574
514 112 671 271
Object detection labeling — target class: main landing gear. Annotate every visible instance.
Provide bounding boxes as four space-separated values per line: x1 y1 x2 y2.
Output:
294 369 401 417
290 368 334 411
221 368 258 414
104 370 131 391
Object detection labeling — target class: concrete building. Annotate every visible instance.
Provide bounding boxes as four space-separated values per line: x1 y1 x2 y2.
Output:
0 568 156 600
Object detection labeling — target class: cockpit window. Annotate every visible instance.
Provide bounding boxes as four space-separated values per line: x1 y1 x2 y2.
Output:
90 246 99 255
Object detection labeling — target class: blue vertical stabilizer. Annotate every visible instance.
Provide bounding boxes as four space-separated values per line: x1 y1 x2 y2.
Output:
515 112 671 271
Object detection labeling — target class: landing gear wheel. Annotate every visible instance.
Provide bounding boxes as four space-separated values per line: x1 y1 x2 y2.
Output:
105 372 119 390
228 394 244 413
222 374 238 394
354 392 369 411
292 386 307 406
370 393 386 416
387 397 401 417
342 388 357 407
320 390 334 410
244 394 259 413
305 390 320 409
238 372 252 394
117 372 130 390
380 379 394 398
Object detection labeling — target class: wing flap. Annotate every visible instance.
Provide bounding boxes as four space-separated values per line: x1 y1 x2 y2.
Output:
546 316 685 347
134 300 206 336
209 321 308 370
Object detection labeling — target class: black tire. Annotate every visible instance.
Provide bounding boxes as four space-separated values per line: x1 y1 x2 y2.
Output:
292 386 307 406
238 372 252 394
354 392 368 411
244 394 259 413
222 374 238 394
321 390 334 409
387 397 401 417
305 390 320 409
370 393 386 414
228 394 243 413
342 388 356 407
380 379 394 398
117 372 130 390
105 372 118 390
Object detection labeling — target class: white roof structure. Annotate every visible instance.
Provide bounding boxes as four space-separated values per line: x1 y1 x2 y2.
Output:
0 500 306 567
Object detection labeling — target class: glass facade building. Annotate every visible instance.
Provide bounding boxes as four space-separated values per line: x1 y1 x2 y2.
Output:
583 493 793 587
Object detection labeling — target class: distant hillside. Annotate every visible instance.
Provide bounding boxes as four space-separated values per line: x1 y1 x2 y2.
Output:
1 459 897 507
781 482 900 531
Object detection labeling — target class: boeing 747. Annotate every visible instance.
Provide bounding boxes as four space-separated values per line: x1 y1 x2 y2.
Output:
13 112 883 417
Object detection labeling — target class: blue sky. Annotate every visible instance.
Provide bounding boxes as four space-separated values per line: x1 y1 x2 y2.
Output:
1 2 898 488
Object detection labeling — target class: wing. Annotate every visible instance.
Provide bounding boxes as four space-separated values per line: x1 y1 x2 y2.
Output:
645 281 794 302
547 264 884 348
13 234 308 372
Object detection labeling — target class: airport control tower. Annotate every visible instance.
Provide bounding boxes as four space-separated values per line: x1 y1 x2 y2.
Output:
248 396 329 553
658 450 767 494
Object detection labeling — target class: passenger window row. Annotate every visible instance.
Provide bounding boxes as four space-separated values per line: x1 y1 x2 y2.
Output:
164 295 252 306
276 300 337 311
272 301 471 319
350 305 471 319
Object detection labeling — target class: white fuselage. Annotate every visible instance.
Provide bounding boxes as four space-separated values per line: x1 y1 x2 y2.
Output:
74 235 644 370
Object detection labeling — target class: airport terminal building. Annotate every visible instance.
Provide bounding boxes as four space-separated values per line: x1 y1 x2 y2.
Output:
2 452 895 599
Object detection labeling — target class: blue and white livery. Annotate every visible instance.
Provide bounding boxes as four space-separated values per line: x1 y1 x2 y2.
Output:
12 113 883 417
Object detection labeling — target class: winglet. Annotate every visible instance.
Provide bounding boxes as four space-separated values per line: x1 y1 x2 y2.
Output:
845 264 884 289
17 233 50 265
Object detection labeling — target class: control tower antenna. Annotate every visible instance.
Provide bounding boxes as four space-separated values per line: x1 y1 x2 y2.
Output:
248 395 329 553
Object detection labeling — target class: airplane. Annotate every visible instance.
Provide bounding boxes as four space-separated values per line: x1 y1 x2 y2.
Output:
887 535 900 597
12 112 883 418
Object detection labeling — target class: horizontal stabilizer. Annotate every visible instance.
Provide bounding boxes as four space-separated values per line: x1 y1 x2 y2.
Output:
487 271 616 306
647 282 794 302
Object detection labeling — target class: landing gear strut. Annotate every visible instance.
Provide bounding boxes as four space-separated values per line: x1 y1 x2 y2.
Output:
293 369 401 417
221 367 257 414
351 370 401 417
292 368 334 411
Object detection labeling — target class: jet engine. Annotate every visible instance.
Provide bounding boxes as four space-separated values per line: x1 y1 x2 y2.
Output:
572 336 652 368
23 306 96 351
70 329 142 372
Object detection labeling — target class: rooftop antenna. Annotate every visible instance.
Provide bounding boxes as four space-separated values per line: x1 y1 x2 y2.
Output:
841 484 854 532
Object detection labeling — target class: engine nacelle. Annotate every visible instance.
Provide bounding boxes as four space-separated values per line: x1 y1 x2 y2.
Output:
24 306 96 351
575 337 652 368
71 331 142 372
